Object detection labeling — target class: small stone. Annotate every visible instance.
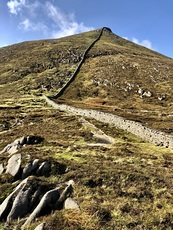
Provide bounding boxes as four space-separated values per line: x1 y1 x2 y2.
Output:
64 198 80 211
34 222 46 230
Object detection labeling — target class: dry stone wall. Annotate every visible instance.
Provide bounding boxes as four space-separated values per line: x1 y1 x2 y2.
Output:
43 95 173 149
51 27 111 98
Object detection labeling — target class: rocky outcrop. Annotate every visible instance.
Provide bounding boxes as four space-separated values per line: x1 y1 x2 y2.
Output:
0 177 75 227
0 135 44 155
0 178 28 221
22 187 60 227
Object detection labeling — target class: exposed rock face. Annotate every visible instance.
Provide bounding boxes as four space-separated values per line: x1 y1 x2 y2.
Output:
0 176 74 228
6 153 21 177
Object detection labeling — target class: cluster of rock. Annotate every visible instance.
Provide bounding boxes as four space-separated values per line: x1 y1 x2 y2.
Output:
0 153 51 180
0 178 79 229
0 135 44 155
0 136 80 229
0 136 49 180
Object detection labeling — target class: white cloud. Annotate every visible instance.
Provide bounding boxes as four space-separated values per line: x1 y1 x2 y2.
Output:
0 43 8 48
124 36 153 50
7 1 94 39
45 2 94 38
132 38 153 49
19 18 47 32
7 0 26 14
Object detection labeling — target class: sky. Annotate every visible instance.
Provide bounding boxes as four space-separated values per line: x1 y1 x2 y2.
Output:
0 0 173 58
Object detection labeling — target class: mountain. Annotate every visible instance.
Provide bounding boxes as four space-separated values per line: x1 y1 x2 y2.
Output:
0 27 172 133
0 28 173 229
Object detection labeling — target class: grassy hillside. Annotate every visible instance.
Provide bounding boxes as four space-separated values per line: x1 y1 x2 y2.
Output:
0 28 173 229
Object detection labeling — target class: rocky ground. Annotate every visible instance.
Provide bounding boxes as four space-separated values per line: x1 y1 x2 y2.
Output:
0 98 173 229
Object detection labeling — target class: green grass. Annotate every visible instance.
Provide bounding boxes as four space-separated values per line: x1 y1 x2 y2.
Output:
0 28 173 229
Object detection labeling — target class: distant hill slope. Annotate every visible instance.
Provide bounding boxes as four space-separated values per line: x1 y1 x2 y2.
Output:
0 27 172 133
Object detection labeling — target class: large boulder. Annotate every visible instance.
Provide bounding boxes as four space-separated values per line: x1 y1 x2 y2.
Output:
36 161 51 177
22 187 60 227
22 159 40 179
0 178 28 221
7 187 32 222
6 153 21 177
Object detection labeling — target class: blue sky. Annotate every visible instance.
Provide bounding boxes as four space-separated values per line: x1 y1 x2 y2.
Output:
0 0 173 58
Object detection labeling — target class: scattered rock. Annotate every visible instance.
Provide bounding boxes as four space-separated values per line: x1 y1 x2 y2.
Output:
158 94 166 101
6 153 21 177
138 88 144 95
143 91 152 97
64 198 80 211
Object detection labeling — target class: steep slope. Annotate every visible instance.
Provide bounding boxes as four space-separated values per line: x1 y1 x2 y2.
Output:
52 28 173 134
0 28 173 230
0 28 172 134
